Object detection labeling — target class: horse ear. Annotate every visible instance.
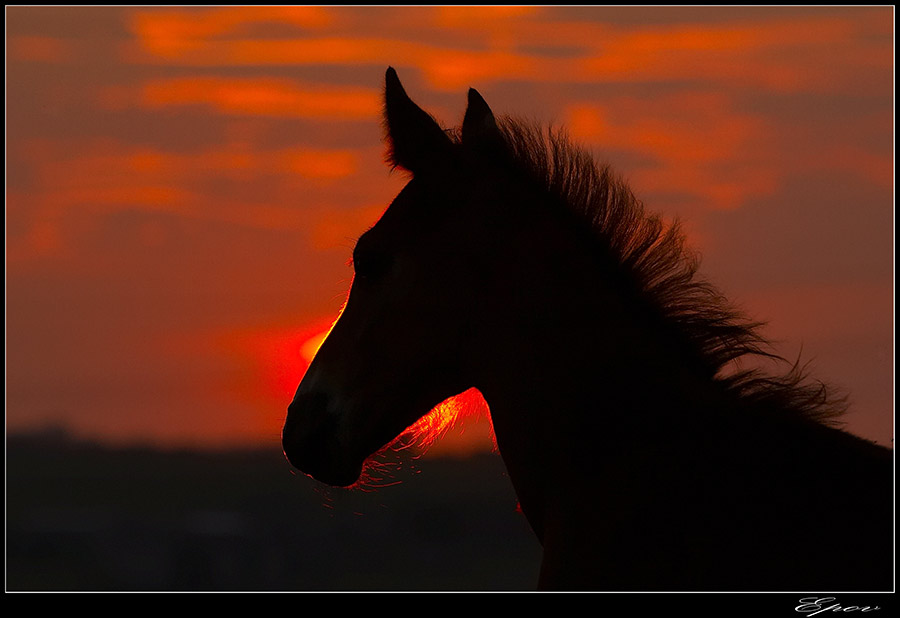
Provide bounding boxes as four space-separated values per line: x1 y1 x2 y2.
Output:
462 88 506 160
384 67 453 173
462 88 500 143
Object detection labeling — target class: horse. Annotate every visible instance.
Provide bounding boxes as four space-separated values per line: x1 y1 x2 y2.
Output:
282 67 893 591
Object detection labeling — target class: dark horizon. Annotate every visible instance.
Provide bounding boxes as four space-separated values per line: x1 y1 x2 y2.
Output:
6 426 541 591
6 428 894 594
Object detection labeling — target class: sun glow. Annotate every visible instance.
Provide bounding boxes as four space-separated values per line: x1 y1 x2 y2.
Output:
299 329 329 365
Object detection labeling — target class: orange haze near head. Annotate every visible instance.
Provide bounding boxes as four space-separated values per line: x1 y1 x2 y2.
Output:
6 7 892 453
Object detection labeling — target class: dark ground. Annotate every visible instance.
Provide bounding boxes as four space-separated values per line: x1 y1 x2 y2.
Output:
6 429 542 591
8 430 895 608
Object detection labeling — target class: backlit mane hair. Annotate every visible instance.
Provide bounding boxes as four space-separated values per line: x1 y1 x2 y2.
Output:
485 117 847 426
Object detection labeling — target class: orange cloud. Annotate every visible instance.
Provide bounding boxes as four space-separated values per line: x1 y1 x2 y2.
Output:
803 145 893 190
7 138 372 262
566 92 777 210
131 6 335 58
140 77 380 119
124 8 889 97
127 7 551 91
576 14 889 93
282 149 357 180
127 33 547 92
24 140 360 188
431 6 541 53
434 6 539 26
311 203 386 250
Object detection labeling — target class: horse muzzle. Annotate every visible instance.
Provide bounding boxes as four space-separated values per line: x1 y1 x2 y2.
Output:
282 391 364 487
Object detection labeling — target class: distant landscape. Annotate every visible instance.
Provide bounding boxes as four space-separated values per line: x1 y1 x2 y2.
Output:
6 429 541 591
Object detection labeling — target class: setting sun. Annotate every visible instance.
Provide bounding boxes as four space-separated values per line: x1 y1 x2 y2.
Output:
299 327 330 365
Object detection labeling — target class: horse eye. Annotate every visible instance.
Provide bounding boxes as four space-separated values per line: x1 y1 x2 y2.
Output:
353 249 392 281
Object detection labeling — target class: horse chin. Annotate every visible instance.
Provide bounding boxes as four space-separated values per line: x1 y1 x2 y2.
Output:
283 441 364 487
306 461 364 488
282 423 365 488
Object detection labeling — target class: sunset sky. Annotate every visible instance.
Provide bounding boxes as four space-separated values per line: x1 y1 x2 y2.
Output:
6 6 893 453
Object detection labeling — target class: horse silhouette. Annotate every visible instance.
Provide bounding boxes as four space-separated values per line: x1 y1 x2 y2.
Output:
282 67 893 591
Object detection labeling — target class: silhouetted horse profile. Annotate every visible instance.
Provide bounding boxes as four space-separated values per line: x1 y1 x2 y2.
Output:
283 68 892 591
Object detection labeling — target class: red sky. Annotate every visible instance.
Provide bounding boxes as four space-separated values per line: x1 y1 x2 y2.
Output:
6 6 893 452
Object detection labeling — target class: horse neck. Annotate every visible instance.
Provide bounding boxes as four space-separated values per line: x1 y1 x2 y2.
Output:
467 206 737 542
461 196 892 590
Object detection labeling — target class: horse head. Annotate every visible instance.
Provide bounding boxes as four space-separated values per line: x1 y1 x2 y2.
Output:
282 68 510 486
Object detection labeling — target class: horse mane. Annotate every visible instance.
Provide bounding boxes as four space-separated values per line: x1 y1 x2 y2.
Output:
475 117 847 427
